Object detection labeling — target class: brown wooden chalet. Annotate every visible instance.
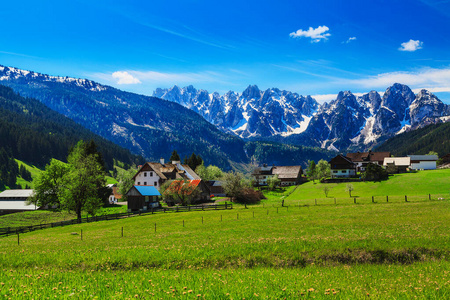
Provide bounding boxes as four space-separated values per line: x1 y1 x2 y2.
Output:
329 154 357 178
252 164 303 186
346 151 391 172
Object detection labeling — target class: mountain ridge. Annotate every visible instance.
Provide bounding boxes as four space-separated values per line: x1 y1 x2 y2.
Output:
155 83 450 151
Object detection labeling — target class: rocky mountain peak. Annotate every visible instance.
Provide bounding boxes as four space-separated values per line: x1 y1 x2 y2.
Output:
241 85 261 99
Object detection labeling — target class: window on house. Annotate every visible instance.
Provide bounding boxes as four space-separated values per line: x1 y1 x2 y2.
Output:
333 170 338 173
144 182 147 185
342 170 347 173
150 172 153 176
154 181 157 186
144 172 147 177
138 182 141 185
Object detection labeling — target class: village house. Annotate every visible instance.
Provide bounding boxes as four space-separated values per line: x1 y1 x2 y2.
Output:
107 183 122 204
408 155 438 170
252 165 303 186
126 185 161 211
383 157 411 173
346 151 391 172
133 159 200 190
329 154 357 178
206 180 226 197
0 189 37 215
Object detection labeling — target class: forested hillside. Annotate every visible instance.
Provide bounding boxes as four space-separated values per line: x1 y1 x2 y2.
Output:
0 85 142 189
376 122 450 157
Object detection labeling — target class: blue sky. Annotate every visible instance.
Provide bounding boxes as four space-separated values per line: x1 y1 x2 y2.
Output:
1 0 450 103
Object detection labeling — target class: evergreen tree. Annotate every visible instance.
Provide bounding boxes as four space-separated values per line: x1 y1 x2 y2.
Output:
170 150 181 162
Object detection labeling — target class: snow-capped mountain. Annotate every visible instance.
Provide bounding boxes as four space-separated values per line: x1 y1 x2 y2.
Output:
154 85 319 138
156 83 450 151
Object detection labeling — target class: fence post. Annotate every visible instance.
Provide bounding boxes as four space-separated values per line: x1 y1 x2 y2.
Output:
405 195 407 202
372 196 374 203
202 216 204 224
277 207 279 213
354 198 356 204
245 203 247 209
429 194 431 200
17 233 19 245
81 229 83 241
386 195 388 202
154 223 156 233
237 213 239 220
183 220 185 227
267 210 269 215
315 199 317 205
225 203 227 209
121 227 123 237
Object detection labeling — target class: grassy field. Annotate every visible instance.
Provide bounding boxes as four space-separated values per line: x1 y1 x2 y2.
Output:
0 169 449 298
0 197 449 298
0 205 128 228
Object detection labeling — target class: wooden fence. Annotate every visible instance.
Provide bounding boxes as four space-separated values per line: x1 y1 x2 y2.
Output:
0 203 233 237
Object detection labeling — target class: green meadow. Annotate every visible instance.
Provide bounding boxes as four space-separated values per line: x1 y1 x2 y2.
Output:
0 169 449 298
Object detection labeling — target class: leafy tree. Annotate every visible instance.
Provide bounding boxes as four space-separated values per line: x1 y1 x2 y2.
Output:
316 159 331 182
306 160 317 182
322 186 331 197
116 166 137 200
162 179 200 206
30 159 69 208
222 171 263 204
346 183 354 197
170 150 181 162
195 163 224 181
267 174 281 191
361 163 388 181
29 141 107 222
222 171 245 201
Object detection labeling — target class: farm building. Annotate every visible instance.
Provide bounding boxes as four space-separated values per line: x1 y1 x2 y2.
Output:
107 184 122 204
126 185 161 211
346 151 391 172
132 159 200 190
252 165 303 186
0 189 37 215
383 157 411 173
329 155 357 178
408 155 438 170
207 181 226 197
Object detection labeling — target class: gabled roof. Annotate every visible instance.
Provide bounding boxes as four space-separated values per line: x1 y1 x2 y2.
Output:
133 162 200 181
0 189 34 198
346 151 391 163
133 186 161 196
408 155 438 161
271 166 302 179
383 157 411 167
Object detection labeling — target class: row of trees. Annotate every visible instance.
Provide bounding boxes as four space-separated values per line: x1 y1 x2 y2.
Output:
30 141 108 222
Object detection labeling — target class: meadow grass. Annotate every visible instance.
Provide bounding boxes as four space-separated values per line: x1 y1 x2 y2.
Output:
1 197 449 298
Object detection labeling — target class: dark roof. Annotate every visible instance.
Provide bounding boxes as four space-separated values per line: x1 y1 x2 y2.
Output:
346 151 391 163
329 154 356 169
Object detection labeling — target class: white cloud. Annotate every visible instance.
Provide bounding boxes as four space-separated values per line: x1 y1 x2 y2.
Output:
344 67 450 89
289 26 331 43
112 71 141 84
399 39 423 51
343 37 357 44
311 93 337 104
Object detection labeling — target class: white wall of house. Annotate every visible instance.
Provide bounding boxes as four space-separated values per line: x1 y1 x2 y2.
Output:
135 171 161 189
331 169 356 178
410 161 436 170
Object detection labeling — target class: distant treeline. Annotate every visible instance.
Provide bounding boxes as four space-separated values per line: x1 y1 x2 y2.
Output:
0 85 143 188
376 122 450 157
